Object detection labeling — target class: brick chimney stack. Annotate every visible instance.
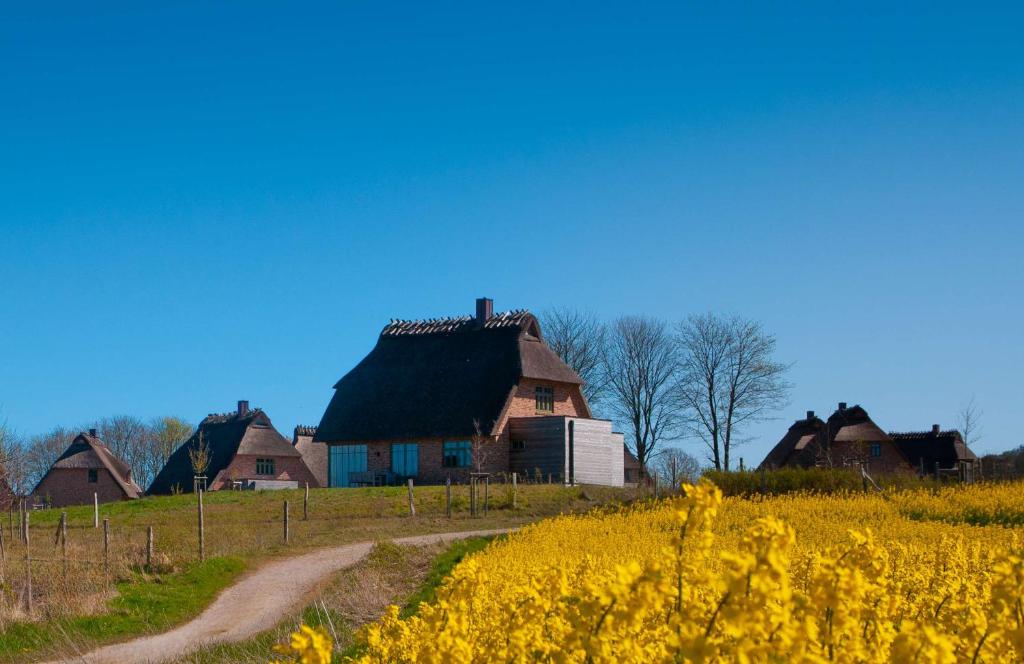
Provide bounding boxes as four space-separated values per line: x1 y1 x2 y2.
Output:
89 428 97 437
238 400 249 417
806 410 815 420
838 402 847 411
932 424 940 435
475 297 493 326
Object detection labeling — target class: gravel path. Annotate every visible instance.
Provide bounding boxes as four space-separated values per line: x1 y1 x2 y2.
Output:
52 528 510 664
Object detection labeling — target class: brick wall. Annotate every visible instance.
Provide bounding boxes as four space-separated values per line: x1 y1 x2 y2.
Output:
35 467 128 507
210 454 319 489
503 378 589 421
830 440 914 474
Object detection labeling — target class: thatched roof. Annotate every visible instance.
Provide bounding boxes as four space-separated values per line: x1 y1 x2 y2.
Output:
315 309 584 443
890 428 977 470
35 432 142 499
760 415 826 469
148 407 299 494
293 425 327 488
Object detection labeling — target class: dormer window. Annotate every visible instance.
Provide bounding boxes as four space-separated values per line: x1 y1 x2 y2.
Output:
535 386 554 413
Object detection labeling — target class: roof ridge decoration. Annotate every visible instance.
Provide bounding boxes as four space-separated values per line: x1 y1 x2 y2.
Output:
294 424 318 436
202 407 264 424
380 309 534 337
889 429 962 438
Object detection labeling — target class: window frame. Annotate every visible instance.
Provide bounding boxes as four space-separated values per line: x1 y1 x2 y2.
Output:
535 385 555 413
869 443 882 458
391 442 419 478
255 457 276 476
510 439 526 451
442 441 472 468
88 468 98 483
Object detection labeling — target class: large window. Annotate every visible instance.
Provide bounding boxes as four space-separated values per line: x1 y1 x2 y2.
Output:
443 441 472 468
535 385 554 413
329 444 368 487
391 443 419 477
256 458 276 475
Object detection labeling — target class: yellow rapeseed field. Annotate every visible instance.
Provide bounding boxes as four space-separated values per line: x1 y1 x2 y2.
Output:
337 482 1024 663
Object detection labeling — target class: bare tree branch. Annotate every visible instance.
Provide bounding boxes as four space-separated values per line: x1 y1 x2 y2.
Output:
602 316 679 476
676 313 791 471
957 395 984 449
540 308 608 409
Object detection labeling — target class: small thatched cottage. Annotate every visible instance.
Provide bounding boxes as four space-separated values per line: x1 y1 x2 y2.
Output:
760 403 913 473
314 298 625 487
32 430 142 507
890 425 978 474
149 401 318 493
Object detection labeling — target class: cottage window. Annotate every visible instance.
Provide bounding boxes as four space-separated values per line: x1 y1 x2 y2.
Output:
511 439 526 451
870 443 881 458
88 469 98 483
256 458 276 475
391 443 419 477
535 386 554 413
443 441 472 468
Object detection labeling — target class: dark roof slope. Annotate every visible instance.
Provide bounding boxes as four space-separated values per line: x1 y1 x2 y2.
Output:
148 408 298 494
760 415 826 469
36 432 142 499
890 429 977 470
315 310 584 443
826 405 890 442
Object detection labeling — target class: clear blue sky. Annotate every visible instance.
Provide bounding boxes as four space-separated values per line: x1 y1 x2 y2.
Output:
1 2 1021 463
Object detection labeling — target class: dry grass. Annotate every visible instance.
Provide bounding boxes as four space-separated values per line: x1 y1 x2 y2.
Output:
0 482 633 659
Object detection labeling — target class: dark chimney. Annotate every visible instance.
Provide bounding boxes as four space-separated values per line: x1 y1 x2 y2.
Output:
475 297 493 325
89 428 97 437
932 424 940 435
838 402 847 411
806 410 815 420
238 400 249 417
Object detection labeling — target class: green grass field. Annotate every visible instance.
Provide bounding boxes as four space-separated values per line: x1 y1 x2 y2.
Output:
0 483 632 662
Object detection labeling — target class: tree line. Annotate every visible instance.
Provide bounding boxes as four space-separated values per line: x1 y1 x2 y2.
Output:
0 415 192 495
541 310 792 478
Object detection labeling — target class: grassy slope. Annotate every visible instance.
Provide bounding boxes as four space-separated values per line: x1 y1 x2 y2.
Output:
175 536 496 664
0 484 630 662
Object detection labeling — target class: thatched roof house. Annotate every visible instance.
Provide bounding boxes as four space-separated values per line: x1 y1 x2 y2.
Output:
33 430 142 507
760 403 913 473
890 425 977 473
149 401 318 493
315 298 624 487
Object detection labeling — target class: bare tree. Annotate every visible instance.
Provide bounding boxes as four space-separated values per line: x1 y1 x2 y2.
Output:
603 316 680 477
95 415 149 481
540 308 608 408
24 426 77 491
653 446 701 489
470 419 493 474
0 418 28 496
188 431 211 478
957 395 984 449
137 416 193 489
677 313 790 471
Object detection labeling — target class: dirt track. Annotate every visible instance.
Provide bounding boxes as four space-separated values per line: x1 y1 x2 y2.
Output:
52 528 510 664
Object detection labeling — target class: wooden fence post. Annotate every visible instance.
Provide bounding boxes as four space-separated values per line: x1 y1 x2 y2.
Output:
760 465 768 493
146 526 154 569
407 479 415 517
94 493 99 528
511 472 517 509
283 501 290 544
61 511 68 575
197 489 205 561
0 519 6 583
445 477 452 518
934 461 940 482
303 483 309 521
483 476 489 515
103 518 110 576
24 510 31 616
470 477 477 517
